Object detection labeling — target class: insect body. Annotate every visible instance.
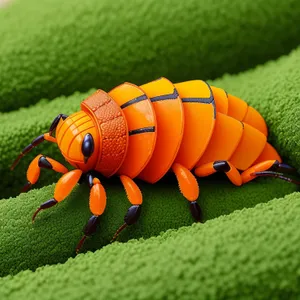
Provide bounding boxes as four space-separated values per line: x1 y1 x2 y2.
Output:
11 77 299 253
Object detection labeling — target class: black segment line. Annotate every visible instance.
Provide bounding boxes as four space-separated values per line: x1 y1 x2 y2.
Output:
129 126 155 136
150 88 179 102
121 94 148 109
181 81 216 119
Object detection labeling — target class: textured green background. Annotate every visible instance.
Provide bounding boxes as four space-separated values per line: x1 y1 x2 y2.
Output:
1 193 300 300
1 0 300 111
0 0 300 299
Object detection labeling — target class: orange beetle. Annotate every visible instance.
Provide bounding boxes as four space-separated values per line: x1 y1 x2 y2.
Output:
11 77 299 253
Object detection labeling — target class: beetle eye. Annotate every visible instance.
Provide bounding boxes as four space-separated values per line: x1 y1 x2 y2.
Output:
82 133 94 163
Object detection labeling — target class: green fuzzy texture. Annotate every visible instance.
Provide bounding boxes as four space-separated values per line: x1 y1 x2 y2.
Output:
1 0 300 111
0 175 297 278
1 192 300 299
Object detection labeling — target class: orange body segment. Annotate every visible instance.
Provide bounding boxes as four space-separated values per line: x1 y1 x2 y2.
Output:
242 106 268 136
227 93 248 121
172 163 199 201
138 77 184 183
118 133 156 178
89 178 106 216
174 80 216 169
253 142 282 164
210 86 228 115
229 123 267 170
108 82 157 178
54 169 82 202
120 175 143 205
196 113 243 166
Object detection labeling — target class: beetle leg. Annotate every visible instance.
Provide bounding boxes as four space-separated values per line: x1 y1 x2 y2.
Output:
111 175 142 243
32 169 82 222
21 154 68 193
76 177 106 254
172 163 202 222
195 159 300 185
241 160 299 184
195 160 242 186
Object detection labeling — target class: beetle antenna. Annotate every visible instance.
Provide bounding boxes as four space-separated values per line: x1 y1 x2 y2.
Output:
10 114 68 170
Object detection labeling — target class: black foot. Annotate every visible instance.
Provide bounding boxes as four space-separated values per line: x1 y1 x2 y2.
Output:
270 160 297 174
32 198 58 222
189 201 202 222
251 160 300 185
76 215 99 254
111 205 141 242
124 205 141 225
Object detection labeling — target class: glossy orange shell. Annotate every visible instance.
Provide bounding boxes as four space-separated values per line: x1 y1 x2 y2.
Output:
108 82 157 178
56 77 281 182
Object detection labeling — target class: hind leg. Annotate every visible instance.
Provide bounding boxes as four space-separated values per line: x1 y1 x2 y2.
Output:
195 159 299 185
241 160 299 184
195 160 242 186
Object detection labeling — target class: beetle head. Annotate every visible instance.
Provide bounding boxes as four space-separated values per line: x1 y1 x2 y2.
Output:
55 112 99 171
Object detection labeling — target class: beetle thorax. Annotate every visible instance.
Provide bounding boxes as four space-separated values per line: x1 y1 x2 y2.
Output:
80 89 129 177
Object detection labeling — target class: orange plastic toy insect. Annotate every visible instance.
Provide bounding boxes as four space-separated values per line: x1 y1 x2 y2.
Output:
11 77 300 254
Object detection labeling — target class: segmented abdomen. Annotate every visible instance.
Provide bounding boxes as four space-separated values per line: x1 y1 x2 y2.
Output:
108 77 279 183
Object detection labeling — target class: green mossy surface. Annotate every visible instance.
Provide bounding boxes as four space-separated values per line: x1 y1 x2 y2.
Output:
0 175 297 278
1 0 300 111
1 193 300 299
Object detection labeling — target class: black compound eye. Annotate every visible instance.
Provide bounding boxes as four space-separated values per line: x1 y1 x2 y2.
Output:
82 133 94 163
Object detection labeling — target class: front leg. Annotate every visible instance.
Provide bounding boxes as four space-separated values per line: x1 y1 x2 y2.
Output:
76 176 106 254
32 169 82 222
21 154 68 192
111 175 142 242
